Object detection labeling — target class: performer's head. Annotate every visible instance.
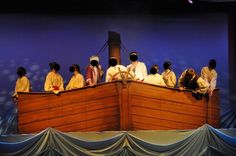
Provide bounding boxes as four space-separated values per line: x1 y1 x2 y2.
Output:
185 68 195 79
129 52 138 62
17 67 26 77
150 64 159 75
69 64 80 73
208 59 216 70
49 62 60 72
163 61 172 70
90 55 99 67
109 57 118 67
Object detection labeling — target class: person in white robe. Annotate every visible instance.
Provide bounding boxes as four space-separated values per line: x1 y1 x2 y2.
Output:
127 52 147 81
161 61 176 88
201 59 217 96
144 65 166 87
105 57 127 82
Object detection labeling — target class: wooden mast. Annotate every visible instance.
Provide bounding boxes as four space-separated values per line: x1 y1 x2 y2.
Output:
108 31 121 64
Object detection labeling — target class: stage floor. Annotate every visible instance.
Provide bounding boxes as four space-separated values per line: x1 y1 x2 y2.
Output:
0 124 236 155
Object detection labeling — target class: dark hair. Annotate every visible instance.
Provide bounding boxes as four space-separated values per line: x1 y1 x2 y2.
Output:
129 52 138 62
186 68 195 76
109 57 118 66
49 62 60 71
208 59 216 69
73 64 80 72
163 61 171 70
69 64 80 73
17 67 26 77
150 64 159 74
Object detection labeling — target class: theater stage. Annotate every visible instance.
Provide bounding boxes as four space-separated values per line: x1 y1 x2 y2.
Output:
0 124 236 155
1 81 234 155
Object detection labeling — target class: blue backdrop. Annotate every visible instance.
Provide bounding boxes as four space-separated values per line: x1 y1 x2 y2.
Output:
0 13 229 134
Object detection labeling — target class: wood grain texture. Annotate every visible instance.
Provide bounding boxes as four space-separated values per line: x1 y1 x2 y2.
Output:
18 80 219 133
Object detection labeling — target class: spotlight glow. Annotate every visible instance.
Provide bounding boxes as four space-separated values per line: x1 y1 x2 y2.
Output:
188 0 193 4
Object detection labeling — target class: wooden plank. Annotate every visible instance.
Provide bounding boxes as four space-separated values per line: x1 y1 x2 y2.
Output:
129 81 202 105
19 107 119 133
130 96 206 117
19 96 118 124
117 82 130 130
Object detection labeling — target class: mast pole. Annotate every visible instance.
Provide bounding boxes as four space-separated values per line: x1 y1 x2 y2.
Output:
108 31 121 64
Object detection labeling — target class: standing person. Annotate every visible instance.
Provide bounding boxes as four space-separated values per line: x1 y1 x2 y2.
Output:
86 55 103 86
201 59 217 96
127 52 147 81
144 65 166 87
13 67 31 98
178 68 209 99
105 57 127 82
66 64 85 90
44 62 64 93
161 61 176 88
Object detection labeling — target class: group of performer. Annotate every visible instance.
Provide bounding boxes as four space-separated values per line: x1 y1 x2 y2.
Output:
13 51 217 98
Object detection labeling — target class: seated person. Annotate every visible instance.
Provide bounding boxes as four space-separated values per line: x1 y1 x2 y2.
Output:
13 67 31 98
44 62 64 92
86 55 103 86
127 52 147 81
201 59 217 96
178 68 209 94
105 57 127 82
144 65 166 87
66 64 85 90
161 61 176 88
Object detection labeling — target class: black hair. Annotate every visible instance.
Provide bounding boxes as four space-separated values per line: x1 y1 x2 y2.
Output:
69 64 80 73
109 58 118 67
163 61 171 70
49 62 60 71
17 67 26 77
129 52 138 62
209 59 216 69
150 65 159 74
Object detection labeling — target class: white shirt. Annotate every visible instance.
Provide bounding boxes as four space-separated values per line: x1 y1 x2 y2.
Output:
66 73 84 90
105 65 127 82
144 73 167 87
161 69 176 88
196 77 210 93
44 71 64 91
127 61 147 81
201 66 217 91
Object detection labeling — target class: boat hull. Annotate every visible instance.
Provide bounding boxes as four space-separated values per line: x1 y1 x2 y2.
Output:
18 81 219 133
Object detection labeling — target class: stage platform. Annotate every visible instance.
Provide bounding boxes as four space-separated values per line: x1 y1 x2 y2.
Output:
0 124 236 155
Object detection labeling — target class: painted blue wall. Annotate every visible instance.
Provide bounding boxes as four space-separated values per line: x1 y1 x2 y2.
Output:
0 13 228 133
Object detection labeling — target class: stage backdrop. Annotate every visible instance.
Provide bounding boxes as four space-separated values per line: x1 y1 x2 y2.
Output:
0 13 230 134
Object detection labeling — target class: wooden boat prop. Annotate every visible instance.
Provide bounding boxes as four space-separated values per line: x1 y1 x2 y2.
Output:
18 80 219 133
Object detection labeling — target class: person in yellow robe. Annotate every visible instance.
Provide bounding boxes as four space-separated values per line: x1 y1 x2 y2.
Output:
13 67 31 98
44 62 64 92
66 64 85 90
